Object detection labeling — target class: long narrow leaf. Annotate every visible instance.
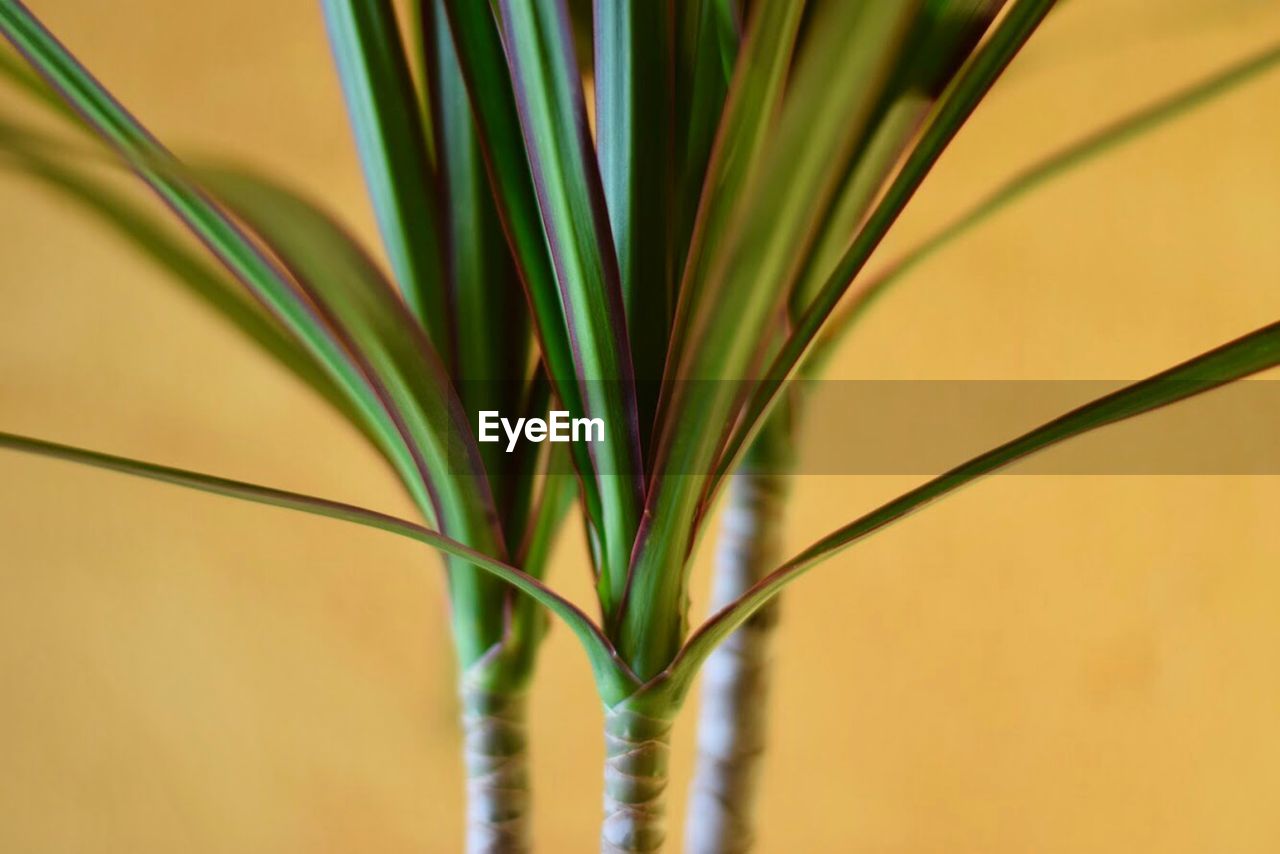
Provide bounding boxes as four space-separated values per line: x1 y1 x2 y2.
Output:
667 319 1280 698
438 0 606 544
625 0 923 679
806 40 1280 374
662 0 804 376
789 0 1006 315
595 0 676 452
498 0 644 617
321 0 452 357
613 0 804 676
0 36 67 114
422 1 532 534
0 430 637 701
199 168 514 666
713 0 1060 498
0 0 434 518
673 0 740 283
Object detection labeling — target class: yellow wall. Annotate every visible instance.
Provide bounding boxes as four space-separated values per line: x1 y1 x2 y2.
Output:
2 1 1280 850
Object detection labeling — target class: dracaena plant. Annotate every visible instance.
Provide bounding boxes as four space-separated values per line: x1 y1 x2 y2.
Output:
1 1 1278 852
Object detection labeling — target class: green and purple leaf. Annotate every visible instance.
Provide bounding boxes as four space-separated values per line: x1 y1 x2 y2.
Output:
673 0 740 284
198 167 515 666
321 0 452 358
806 39 1280 375
669 319 1280 698
0 0 434 514
595 0 676 455
625 0 923 679
438 0 606 544
789 0 1006 316
421 0 533 541
497 0 644 617
0 430 638 702
713 0 1060 497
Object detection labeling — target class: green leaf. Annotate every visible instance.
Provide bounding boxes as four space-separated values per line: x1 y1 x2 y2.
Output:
664 0 804 372
595 0 676 455
713 0 1060 498
197 167 515 666
424 1 527 398
497 0 644 618
667 319 1280 699
789 0 1006 315
673 0 740 284
0 35 67 115
438 0 606 545
625 0 923 680
422 0 531 539
0 430 638 703
321 0 452 358
0 0 434 521
615 0 804 678
729 2 1007 534
806 39 1280 374
517 461 576 579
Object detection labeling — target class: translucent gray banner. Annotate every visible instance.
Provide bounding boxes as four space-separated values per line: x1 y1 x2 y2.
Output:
448 380 1280 475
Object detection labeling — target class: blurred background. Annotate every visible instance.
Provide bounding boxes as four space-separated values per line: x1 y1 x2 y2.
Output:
2 0 1280 850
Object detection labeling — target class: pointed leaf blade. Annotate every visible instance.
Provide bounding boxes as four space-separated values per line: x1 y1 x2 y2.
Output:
0 430 634 700
671 320 1280 696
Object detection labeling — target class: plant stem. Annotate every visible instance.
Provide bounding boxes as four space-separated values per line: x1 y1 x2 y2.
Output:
685 424 792 853
602 701 675 852
460 681 531 853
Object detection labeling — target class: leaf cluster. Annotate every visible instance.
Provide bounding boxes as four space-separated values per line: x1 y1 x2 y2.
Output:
3 0 1279 706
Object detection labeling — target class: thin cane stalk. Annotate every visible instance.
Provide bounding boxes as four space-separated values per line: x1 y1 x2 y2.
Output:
601 698 676 853
684 419 791 854
461 682 532 852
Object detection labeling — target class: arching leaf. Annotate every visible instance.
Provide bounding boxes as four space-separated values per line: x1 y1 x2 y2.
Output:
668 319 1280 698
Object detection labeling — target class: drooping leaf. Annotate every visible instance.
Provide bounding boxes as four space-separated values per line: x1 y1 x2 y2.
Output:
668 319 1280 698
0 430 637 702
198 167 514 666
321 0 452 358
0 0 434 519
